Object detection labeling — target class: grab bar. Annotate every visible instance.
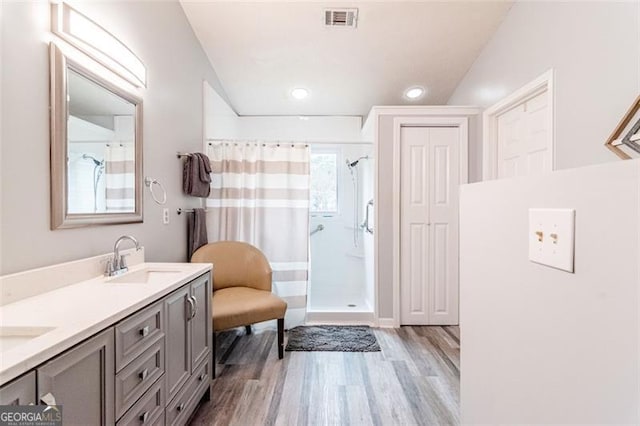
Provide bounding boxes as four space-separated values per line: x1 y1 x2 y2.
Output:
361 199 374 234
310 224 324 236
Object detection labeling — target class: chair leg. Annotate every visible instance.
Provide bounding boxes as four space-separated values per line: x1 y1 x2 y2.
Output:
245 325 252 335
277 318 284 359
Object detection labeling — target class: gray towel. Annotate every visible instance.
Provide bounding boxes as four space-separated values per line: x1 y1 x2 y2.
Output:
183 153 212 198
187 208 208 260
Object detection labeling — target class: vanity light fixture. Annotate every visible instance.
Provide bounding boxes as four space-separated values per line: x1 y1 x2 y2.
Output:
404 86 425 100
51 2 147 88
291 88 309 100
51 37 138 95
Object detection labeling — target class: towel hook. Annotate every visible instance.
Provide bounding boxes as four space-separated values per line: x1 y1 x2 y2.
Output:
144 177 167 205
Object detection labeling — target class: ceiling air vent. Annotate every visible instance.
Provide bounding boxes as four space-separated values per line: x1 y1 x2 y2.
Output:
324 8 358 28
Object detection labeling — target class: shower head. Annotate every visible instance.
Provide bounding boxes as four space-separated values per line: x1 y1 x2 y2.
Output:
82 154 103 166
345 155 369 169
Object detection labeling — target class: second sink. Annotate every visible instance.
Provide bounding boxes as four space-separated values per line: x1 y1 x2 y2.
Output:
107 268 182 284
0 326 56 353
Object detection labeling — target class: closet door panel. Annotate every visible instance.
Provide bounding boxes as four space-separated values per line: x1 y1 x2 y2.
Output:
428 127 459 325
400 127 430 325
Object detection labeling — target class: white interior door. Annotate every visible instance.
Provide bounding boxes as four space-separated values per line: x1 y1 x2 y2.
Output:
400 126 459 325
428 128 460 325
497 90 550 179
400 127 430 325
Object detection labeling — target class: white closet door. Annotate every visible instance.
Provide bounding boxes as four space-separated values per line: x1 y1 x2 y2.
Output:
523 91 551 175
400 126 460 325
400 127 430 325
496 104 524 178
497 90 550 179
428 127 459 325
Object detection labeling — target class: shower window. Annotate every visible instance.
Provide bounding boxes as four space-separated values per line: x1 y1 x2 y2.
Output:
310 150 339 215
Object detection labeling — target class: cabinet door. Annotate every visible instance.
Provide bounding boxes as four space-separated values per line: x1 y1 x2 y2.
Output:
37 328 114 425
0 371 36 405
165 286 191 401
190 273 211 370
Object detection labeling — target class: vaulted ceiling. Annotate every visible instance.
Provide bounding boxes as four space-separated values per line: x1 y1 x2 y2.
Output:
181 1 512 117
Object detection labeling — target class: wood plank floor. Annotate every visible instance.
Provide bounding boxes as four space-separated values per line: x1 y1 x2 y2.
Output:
190 326 460 426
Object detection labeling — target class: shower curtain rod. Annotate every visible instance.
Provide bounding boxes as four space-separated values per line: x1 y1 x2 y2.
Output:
205 138 373 145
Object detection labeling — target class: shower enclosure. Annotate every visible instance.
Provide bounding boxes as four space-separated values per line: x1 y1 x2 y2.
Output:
67 148 106 214
307 143 375 323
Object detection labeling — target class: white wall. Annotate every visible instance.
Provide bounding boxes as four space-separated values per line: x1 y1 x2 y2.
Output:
204 81 240 139
235 116 362 142
1 1 229 274
448 1 640 171
460 160 640 424
204 84 362 142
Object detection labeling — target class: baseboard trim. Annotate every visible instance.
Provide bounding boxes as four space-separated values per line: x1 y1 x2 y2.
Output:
377 318 397 328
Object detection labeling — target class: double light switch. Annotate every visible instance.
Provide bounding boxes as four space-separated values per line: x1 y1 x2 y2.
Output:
528 208 575 273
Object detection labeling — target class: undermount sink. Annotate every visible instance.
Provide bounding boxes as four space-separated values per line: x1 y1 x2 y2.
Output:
107 268 183 284
0 326 56 352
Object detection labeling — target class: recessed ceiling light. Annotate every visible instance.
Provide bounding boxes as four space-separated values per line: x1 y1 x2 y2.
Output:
404 87 425 100
291 88 309 100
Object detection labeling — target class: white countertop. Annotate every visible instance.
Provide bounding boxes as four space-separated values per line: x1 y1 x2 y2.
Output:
0 261 211 385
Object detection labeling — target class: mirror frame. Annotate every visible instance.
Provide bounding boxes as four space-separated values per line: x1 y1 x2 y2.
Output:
605 94 640 160
50 43 143 229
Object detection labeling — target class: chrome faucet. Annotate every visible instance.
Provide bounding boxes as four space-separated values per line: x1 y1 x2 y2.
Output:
105 235 141 277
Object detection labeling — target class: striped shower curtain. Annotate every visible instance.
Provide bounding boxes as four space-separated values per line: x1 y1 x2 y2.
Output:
105 143 135 212
206 142 310 328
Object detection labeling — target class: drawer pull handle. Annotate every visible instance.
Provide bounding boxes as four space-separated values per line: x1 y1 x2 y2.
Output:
138 368 149 380
39 392 57 406
139 326 150 337
199 373 207 382
139 411 149 423
177 402 185 412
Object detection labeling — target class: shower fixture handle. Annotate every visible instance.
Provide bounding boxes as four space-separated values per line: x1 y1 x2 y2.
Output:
361 199 374 234
310 224 324 236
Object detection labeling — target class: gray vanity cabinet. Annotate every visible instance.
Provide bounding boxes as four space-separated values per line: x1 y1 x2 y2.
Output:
37 328 115 425
0 271 211 426
164 286 191 401
0 371 36 405
190 273 211 370
164 273 212 425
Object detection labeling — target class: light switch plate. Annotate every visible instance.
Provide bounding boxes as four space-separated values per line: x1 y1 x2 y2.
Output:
529 208 575 273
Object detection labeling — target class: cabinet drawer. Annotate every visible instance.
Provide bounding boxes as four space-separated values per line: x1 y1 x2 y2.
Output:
116 378 165 426
166 359 210 426
116 300 164 371
0 371 36 405
115 339 165 419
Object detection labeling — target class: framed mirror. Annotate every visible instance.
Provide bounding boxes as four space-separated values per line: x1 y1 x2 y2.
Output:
50 44 143 229
605 94 640 160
